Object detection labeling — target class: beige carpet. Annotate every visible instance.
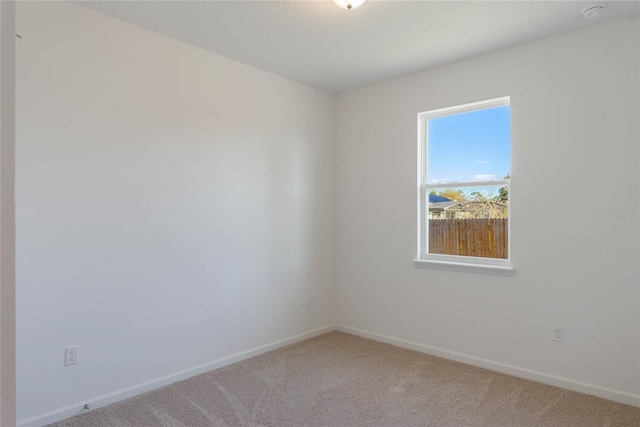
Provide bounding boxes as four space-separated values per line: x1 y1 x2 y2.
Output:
50 331 640 427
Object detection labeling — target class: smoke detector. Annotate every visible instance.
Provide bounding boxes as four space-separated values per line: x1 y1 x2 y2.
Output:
583 5 604 19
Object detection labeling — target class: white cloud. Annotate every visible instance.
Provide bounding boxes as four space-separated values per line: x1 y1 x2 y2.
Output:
472 174 497 181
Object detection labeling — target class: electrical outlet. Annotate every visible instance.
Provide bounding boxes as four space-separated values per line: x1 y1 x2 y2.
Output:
552 326 564 343
306 295 312 308
65 346 79 366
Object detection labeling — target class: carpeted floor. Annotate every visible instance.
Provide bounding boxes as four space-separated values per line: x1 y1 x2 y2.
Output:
50 331 640 427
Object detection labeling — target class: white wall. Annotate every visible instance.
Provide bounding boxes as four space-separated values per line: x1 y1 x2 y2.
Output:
335 16 640 402
0 1 17 425
15 1 640 424
16 2 335 423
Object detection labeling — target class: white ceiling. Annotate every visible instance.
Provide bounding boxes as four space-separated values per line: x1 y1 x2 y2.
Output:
77 0 640 93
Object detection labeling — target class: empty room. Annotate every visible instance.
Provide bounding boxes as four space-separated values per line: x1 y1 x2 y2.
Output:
1 0 639 426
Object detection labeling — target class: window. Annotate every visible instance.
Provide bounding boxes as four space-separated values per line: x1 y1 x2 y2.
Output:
416 97 512 272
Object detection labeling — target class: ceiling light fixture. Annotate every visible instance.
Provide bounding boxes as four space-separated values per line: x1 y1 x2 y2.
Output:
333 0 366 11
583 5 604 19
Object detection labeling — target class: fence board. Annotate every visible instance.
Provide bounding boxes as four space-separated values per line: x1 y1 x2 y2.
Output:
429 218 508 259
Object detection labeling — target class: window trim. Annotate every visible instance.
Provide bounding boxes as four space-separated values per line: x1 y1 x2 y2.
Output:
416 97 513 273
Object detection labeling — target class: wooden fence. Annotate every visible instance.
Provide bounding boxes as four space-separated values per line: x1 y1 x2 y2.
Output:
429 218 508 259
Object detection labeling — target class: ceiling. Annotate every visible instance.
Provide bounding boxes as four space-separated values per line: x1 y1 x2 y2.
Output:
78 1 640 93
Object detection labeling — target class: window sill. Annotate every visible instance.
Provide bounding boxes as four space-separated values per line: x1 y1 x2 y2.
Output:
413 259 515 276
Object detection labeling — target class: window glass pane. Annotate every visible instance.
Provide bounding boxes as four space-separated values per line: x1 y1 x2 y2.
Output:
427 106 510 184
428 184 508 259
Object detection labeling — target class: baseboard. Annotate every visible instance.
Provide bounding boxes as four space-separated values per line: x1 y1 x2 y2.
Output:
20 323 640 426
336 325 640 408
18 324 337 427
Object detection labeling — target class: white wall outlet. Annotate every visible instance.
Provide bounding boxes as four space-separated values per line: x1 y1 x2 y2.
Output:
65 346 79 366
306 295 312 308
552 326 564 343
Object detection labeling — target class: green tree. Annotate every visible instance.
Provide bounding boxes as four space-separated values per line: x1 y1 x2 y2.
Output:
470 191 486 201
495 173 510 203
496 186 508 203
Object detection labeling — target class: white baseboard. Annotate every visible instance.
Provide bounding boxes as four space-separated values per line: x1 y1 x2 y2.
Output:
19 323 640 426
18 324 337 427
336 325 640 408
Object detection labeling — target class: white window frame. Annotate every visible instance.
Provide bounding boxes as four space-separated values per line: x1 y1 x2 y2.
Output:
415 97 513 274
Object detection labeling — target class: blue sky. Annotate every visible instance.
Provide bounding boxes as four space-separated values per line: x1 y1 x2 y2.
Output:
427 105 510 184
